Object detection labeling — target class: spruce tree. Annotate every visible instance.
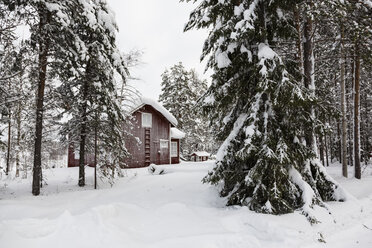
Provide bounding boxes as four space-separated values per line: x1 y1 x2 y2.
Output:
159 62 211 157
183 0 348 218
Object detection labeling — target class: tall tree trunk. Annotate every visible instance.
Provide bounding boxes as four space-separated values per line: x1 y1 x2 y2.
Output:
354 42 361 179
6 112 11 176
94 113 97 190
23 155 27 179
340 25 348 177
351 55 355 166
363 92 370 165
325 133 329 167
320 135 325 166
78 60 91 187
303 2 317 154
15 103 21 177
32 8 50 196
348 123 354 166
337 121 341 162
294 5 304 75
79 117 87 187
15 63 24 178
348 56 354 167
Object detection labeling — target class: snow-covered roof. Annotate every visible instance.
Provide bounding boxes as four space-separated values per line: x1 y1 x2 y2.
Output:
171 127 185 139
191 151 210 157
130 97 178 126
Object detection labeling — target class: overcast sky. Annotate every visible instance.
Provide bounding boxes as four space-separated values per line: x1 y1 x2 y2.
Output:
107 0 210 100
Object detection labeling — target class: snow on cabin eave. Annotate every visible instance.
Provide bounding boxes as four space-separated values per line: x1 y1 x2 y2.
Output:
129 97 178 127
171 127 186 139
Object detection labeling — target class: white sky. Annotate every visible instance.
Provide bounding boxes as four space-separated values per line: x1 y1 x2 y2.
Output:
107 0 210 100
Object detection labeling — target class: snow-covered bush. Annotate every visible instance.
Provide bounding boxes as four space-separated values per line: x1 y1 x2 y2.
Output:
148 164 166 175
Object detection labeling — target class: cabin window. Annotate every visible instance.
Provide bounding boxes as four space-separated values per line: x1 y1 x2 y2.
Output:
142 113 152 128
160 139 168 149
171 141 178 157
74 149 80 160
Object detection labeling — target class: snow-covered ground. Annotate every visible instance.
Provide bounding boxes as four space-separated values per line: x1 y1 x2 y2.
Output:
0 161 372 248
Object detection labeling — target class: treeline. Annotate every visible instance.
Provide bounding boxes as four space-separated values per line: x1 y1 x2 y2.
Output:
313 1 371 177
0 0 134 195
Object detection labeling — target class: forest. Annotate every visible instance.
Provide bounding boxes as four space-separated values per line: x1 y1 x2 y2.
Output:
1 0 372 247
0 0 371 221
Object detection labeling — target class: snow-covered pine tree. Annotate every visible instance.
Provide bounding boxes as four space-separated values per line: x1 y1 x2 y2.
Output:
188 69 216 153
4 0 111 194
159 62 211 157
0 2 18 155
183 0 347 218
0 3 37 178
159 62 193 130
11 44 35 178
57 0 129 186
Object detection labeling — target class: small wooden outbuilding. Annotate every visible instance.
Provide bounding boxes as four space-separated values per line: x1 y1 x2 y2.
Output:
190 151 210 162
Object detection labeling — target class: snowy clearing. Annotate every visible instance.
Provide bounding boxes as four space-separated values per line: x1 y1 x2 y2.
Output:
1 161 372 248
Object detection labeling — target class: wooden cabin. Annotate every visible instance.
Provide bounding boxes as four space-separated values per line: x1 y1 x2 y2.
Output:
68 97 185 168
124 98 185 168
190 151 210 162
67 144 95 168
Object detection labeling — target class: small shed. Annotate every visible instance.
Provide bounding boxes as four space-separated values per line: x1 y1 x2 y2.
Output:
190 151 210 162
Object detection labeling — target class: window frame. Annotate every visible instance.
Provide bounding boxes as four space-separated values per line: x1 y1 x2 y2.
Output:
160 139 169 149
171 141 178 157
141 112 152 128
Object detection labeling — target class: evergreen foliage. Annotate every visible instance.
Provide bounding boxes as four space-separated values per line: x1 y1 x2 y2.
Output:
183 0 348 216
56 0 129 186
158 62 213 157
2 0 131 188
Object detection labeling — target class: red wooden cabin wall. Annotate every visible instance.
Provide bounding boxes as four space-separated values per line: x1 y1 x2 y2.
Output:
125 105 172 168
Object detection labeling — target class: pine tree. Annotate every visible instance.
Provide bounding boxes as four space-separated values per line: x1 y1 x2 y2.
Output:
4 0 104 194
159 62 193 130
159 62 212 157
0 2 17 150
57 0 129 186
183 0 348 218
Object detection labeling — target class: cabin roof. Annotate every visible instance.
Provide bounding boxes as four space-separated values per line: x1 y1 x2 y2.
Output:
130 97 178 126
191 151 210 157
